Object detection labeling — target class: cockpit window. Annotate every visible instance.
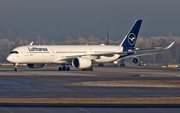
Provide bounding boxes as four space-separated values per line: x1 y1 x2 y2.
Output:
10 51 19 54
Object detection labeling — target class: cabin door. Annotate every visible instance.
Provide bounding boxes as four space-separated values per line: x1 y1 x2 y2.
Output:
51 49 55 56
24 49 28 56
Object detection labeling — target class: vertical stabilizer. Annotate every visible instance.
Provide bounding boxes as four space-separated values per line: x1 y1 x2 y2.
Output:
120 20 142 48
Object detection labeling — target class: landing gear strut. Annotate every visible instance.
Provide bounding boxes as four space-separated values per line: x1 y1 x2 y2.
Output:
58 66 70 71
14 64 18 71
120 59 125 67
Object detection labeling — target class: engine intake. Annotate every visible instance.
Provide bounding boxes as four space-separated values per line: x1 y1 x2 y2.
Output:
27 63 45 69
131 57 139 65
72 57 91 69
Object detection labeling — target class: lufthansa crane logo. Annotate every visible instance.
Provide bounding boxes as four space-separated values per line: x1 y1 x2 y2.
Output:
128 33 136 45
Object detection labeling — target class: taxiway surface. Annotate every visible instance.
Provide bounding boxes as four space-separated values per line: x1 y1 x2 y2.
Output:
0 65 180 112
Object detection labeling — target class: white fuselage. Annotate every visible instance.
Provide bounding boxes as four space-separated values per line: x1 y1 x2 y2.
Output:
7 45 123 64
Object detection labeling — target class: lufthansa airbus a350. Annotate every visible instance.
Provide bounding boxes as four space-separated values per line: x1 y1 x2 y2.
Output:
7 20 174 71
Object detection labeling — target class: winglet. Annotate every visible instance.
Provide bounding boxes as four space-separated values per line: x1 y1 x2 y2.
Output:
29 41 33 45
164 42 174 50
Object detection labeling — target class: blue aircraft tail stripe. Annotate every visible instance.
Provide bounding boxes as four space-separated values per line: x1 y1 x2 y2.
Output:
120 20 142 49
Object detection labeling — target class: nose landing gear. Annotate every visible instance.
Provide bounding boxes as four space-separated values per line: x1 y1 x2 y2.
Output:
14 67 18 71
14 63 18 71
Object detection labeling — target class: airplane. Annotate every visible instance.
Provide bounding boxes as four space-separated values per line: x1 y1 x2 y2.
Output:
7 20 174 71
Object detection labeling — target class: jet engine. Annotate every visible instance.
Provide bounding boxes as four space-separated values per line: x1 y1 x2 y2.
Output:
27 63 45 69
72 57 91 69
131 57 139 65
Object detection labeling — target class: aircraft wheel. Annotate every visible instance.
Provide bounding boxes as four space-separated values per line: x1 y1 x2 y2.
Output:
14 68 18 72
67 67 70 71
86 68 89 71
82 69 85 71
120 64 125 67
58 67 62 71
99 63 104 67
89 67 93 71
62 66 66 71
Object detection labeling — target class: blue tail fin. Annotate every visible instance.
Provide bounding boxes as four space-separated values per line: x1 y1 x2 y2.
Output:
120 20 142 48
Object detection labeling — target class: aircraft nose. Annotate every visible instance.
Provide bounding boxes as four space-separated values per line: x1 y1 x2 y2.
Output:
7 55 14 62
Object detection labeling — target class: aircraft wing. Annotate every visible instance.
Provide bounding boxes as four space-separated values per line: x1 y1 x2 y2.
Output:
84 42 174 57
57 42 174 61
92 42 174 57
116 51 171 61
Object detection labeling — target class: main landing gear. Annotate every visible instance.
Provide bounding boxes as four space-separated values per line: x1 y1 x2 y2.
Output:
120 59 125 67
81 67 93 71
98 63 104 67
58 66 70 71
113 59 126 67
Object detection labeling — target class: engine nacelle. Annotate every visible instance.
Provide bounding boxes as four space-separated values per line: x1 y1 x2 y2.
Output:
131 57 139 65
27 63 45 69
72 57 91 69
